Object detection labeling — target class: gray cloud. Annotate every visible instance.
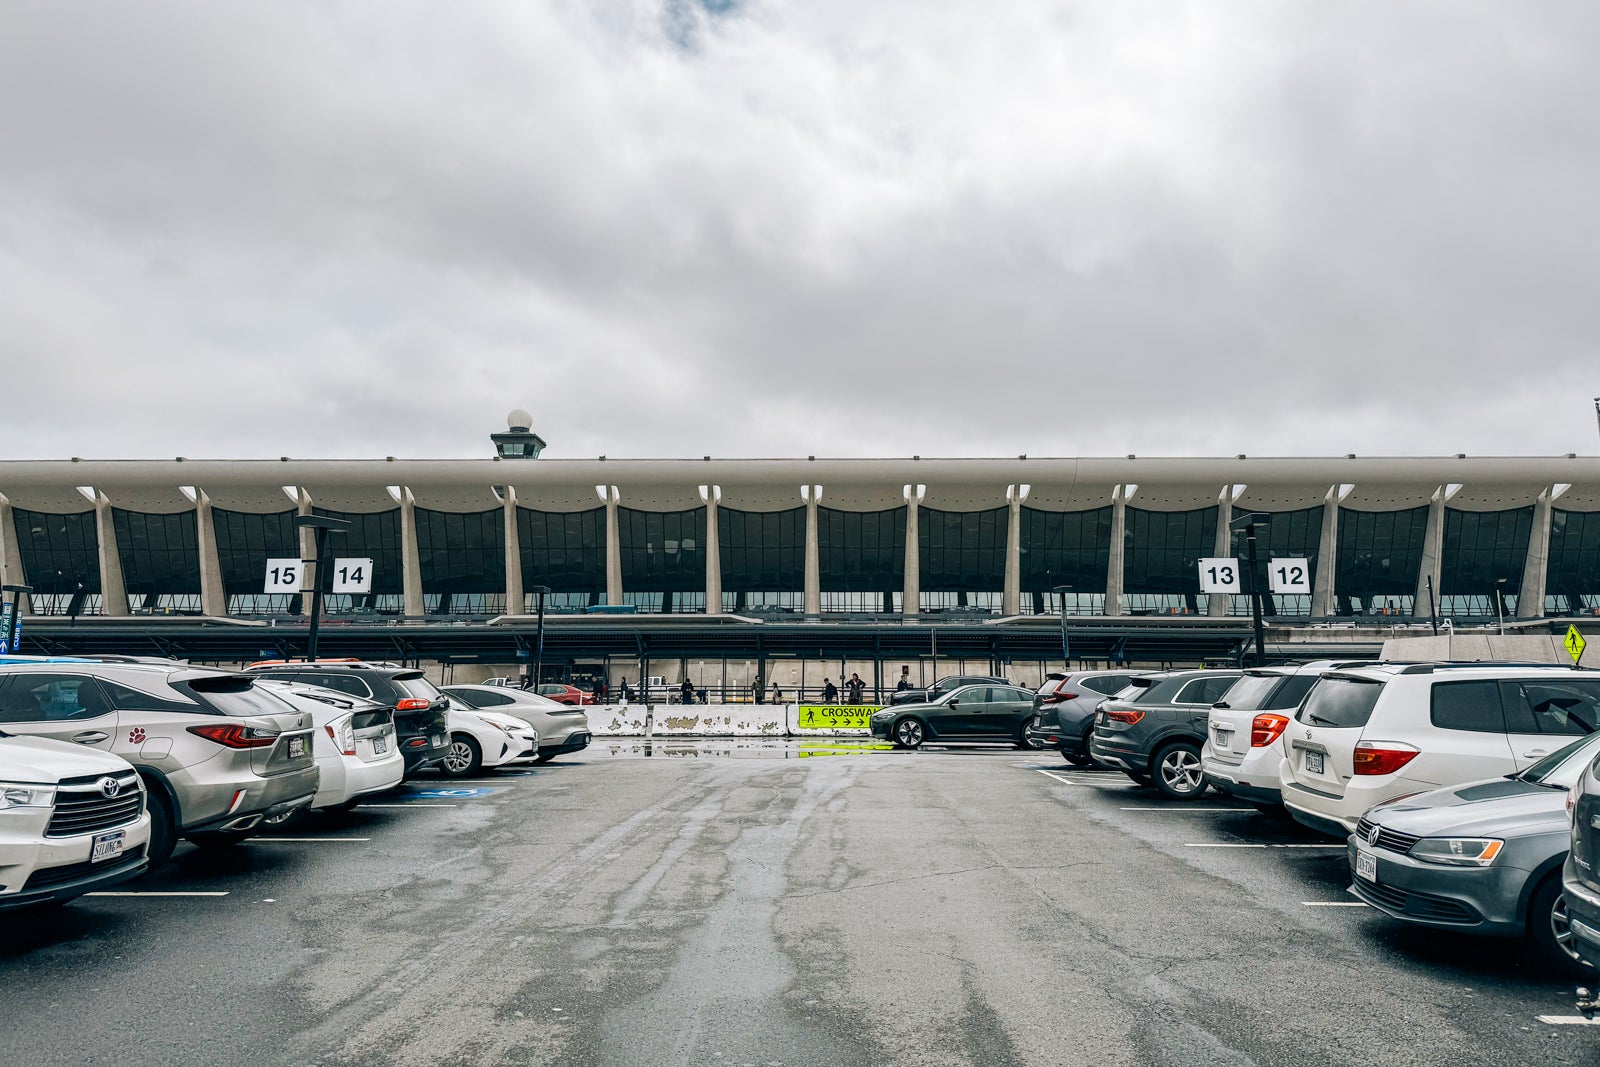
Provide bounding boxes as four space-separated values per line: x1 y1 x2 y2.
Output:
0 0 1596 463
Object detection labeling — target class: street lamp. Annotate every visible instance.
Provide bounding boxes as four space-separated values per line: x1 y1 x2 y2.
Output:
294 515 350 661
528 584 551 688
1229 513 1271 668
1495 578 1508 636
2 584 32 654
1052 584 1073 670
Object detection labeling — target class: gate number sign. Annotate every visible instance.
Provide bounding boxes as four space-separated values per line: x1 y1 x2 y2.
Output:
332 558 374 594
1269 558 1312 595
263 559 301 594
1198 558 1241 594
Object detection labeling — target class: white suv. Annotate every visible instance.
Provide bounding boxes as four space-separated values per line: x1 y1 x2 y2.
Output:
1279 663 1600 837
0 734 153 909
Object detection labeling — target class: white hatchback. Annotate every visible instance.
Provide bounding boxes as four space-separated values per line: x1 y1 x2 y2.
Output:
0 734 153 909
441 708 540 778
1279 663 1600 837
255 681 405 814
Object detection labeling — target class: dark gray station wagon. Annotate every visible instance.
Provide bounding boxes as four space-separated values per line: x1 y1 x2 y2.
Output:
871 684 1038 749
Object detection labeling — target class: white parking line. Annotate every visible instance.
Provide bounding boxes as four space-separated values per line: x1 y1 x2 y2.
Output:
1185 843 1268 848
254 837 371 843
1302 901 1369 907
85 891 230 897
362 803 459 809
1121 807 1253 813
1186 843 1344 850
1537 1015 1600 1026
1035 770 1078 786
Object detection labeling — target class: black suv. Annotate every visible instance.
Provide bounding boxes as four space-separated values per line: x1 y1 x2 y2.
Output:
1089 670 1243 800
890 674 1010 706
245 661 451 778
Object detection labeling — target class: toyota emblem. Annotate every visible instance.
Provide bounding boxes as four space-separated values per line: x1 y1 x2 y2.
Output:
98 776 121 799
1367 823 1381 845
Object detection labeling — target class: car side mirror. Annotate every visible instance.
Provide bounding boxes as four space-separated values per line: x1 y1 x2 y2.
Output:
438 696 452 709
947 698 959 707
1213 701 1230 710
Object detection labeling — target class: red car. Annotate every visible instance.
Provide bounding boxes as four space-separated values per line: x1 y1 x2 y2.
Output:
535 683 595 706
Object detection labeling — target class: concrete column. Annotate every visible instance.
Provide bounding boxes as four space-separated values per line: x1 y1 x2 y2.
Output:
93 493 129 616
902 485 924 617
1310 485 1340 618
1002 486 1023 616
1104 486 1127 616
1413 486 1447 617
503 486 523 615
704 486 722 615
604 486 622 606
294 490 314 614
195 491 227 617
0 494 28 614
803 486 820 615
1208 485 1234 617
1517 486 1555 619
400 488 425 616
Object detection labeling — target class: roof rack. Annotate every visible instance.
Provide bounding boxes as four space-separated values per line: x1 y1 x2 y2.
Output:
1398 661 1577 675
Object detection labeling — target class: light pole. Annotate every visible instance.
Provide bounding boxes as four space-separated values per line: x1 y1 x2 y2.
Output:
294 515 350 662
1230 514 1271 668
1495 578 1508 636
528 584 551 688
1052 584 1073 670
2 584 31 654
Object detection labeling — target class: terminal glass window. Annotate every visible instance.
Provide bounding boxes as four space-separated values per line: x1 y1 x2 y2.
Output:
1335 506 1427 616
618 508 706 604
1019 507 1112 608
919 507 1007 604
1122 506 1218 614
1224 505 1324 617
214 509 298 613
724 590 804 613
518 508 606 594
417 508 505 612
1549 509 1600 614
11 508 101 614
719 507 803 594
1439 507 1533 615
312 509 404 599
112 509 201 607
818 507 905 604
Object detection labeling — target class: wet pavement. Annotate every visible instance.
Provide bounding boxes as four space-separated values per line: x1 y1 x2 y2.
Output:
0 741 1593 1066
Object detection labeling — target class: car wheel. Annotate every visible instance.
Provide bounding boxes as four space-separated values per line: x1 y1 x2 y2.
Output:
1530 874 1595 976
441 734 483 778
145 785 177 868
1017 718 1046 751
535 752 558 763
1152 742 1208 800
893 718 927 749
1126 772 1152 787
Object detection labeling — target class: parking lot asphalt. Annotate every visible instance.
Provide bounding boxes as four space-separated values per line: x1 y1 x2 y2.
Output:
1 740 1594 1066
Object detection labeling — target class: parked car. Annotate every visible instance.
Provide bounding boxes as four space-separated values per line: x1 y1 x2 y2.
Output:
0 733 153 909
870 683 1038 749
440 707 540 778
443 684 592 762
244 661 451 778
1353 729 1600 975
534 683 594 706
1563 738 1600 976
1089 670 1245 799
0 661 319 864
251 681 404 816
1280 663 1599 838
889 675 1010 707
1201 662 1375 810
1026 671 1145 764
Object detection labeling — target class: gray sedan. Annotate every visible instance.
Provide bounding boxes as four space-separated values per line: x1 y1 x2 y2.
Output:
1350 730 1600 974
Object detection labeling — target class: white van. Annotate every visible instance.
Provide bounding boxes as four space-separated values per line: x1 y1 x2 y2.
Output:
1279 663 1600 837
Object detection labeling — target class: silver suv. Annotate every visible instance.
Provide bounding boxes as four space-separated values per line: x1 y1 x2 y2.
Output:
0 662 319 865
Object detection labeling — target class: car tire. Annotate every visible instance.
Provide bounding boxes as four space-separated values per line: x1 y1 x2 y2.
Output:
259 807 304 829
441 734 483 778
1017 718 1046 751
893 718 927 749
145 785 177 868
1152 741 1208 800
1529 874 1595 976
1125 772 1152 787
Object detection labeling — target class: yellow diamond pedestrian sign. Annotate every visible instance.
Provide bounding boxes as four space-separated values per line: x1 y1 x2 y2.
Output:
1566 625 1587 664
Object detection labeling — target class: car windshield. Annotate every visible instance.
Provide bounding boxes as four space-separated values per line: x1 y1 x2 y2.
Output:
1515 732 1600 789
199 683 298 719
1215 674 1283 710
1296 676 1384 728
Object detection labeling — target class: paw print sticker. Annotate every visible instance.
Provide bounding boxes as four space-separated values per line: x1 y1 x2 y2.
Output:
128 727 147 744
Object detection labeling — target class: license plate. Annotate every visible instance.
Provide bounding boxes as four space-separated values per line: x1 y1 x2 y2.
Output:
1305 750 1325 774
372 735 388 755
91 830 126 864
1214 729 1233 749
431 735 445 747
287 736 308 759
1355 846 1377 883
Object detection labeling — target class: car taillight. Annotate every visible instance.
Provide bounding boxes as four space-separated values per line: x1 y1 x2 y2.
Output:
1104 708 1145 725
396 698 431 711
1250 714 1290 748
1353 741 1420 776
1042 691 1079 704
325 715 356 756
1568 787 1578 823
188 723 278 749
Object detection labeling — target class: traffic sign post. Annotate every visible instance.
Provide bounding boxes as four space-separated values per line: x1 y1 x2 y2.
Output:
1566 625 1588 666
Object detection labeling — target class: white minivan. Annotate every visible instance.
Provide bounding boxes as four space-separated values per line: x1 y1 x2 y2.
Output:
1279 663 1600 837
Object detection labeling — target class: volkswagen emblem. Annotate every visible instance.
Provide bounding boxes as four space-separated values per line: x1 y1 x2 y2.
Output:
1366 822 1382 845
98 776 121 799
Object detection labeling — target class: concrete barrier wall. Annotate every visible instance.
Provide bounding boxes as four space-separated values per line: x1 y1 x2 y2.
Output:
1381 631 1593 665
585 703 789 737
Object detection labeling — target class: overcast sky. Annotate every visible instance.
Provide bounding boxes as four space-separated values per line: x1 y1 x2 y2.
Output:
1 1 1596 463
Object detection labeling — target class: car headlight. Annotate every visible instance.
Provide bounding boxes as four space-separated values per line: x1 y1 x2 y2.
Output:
1408 838 1504 867
486 719 514 734
0 782 56 811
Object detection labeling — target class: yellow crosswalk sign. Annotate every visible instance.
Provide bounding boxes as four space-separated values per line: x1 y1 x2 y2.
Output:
1566 625 1587 664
